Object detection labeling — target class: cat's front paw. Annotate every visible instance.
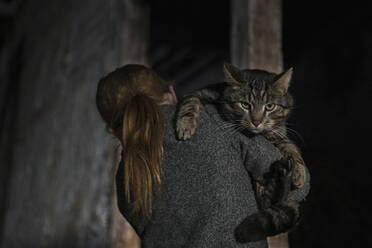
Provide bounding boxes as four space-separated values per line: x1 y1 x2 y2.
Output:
176 116 198 140
282 153 306 189
291 161 306 189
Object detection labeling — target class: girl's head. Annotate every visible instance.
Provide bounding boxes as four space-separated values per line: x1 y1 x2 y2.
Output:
96 64 176 136
96 64 176 218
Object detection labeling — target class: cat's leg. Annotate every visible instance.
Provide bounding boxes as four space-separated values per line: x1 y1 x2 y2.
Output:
277 142 306 189
269 158 293 202
255 158 293 209
234 201 300 243
242 160 298 243
176 96 202 140
254 181 270 209
176 85 222 140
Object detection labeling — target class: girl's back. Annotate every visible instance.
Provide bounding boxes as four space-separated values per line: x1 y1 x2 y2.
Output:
118 104 282 247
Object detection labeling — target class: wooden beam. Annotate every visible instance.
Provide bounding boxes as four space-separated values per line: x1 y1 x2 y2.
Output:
120 0 150 66
231 0 283 73
231 0 289 247
111 2 149 247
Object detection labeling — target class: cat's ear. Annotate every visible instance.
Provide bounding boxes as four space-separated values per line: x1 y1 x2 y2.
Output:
223 63 243 86
273 67 293 95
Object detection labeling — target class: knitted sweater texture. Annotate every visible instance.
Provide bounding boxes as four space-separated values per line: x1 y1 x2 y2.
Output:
116 104 310 248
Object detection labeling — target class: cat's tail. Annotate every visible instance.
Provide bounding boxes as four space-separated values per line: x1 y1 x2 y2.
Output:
234 201 300 243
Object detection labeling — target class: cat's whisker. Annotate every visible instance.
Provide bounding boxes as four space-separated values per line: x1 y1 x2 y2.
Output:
214 122 240 136
216 121 247 138
221 124 239 133
215 122 239 130
285 127 305 146
270 128 287 141
225 126 246 137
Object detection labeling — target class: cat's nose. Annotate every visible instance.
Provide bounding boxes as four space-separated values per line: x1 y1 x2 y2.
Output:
252 120 261 127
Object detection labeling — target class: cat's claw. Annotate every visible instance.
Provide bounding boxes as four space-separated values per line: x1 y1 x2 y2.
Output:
291 161 306 189
282 154 306 189
176 117 197 140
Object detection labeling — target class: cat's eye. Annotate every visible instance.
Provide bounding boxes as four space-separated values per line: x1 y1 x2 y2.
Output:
265 103 276 111
240 102 251 109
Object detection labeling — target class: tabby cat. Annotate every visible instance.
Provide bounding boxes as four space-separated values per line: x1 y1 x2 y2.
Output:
176 63 306 242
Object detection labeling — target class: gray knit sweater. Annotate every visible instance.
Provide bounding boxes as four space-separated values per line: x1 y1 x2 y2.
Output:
116 104 310 248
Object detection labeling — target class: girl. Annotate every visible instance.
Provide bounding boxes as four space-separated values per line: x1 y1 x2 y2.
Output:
96 64 309 247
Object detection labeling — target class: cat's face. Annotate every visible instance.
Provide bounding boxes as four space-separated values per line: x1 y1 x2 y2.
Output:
221 63 294 134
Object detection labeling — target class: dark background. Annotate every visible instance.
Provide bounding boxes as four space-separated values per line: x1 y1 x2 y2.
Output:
1 0 372 247
151 1 372 247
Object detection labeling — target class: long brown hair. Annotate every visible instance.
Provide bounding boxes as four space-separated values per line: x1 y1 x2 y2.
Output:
96 65 170 218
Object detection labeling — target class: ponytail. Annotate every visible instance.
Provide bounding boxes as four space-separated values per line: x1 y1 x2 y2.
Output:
96 64 170 218
122 94 164 218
